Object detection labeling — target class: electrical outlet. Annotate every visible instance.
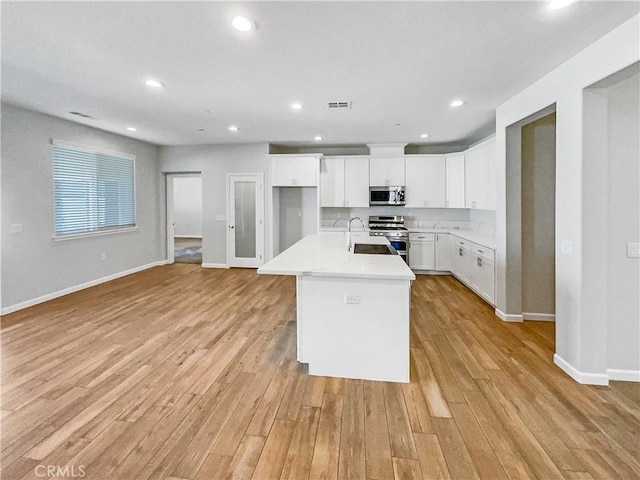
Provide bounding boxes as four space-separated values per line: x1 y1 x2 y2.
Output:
344 294 361 304
10 224 22 234
101 253 107 261
297 211 302 217
627 243 640 258
561 240 573 256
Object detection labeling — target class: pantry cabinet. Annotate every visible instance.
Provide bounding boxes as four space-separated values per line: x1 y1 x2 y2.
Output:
369 157 405 186
405 156 446 208
320 156 369 207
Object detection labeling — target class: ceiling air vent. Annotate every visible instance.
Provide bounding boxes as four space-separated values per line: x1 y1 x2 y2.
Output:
68 111 95 119
327 101 351 110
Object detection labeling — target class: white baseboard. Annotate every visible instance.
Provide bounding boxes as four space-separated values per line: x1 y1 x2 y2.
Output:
553 354 609 386
522 312 556 321
1 260 167 316
202 263 230 269
174 235 202 239
607 368 640 382
495 308 523 322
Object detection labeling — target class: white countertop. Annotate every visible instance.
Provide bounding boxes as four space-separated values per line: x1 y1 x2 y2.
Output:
320 226 496 250
258 234 415 281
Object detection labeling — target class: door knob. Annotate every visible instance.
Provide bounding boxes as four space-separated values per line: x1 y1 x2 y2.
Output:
230 225 235 229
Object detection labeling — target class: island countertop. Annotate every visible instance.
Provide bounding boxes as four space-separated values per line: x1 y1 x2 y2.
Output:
258 234 415 281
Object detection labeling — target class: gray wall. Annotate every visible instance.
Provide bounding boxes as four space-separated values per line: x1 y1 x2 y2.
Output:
1 103 163 310
521 113 556 316
277 187 318 252
159 143 270 266
606 69 639 372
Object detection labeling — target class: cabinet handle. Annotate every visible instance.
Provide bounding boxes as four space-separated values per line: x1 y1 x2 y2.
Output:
477 257 482 267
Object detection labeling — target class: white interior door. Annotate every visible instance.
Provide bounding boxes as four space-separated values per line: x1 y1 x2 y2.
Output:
228 174 264 267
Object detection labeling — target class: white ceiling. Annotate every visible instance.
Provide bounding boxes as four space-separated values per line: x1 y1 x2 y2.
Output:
2 1 638 148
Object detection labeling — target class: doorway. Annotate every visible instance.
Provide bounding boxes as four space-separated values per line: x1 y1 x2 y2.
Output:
167 173 202 264
227 174 264 268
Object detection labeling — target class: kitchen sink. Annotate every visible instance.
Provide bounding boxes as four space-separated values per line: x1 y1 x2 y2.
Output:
353 243 394 255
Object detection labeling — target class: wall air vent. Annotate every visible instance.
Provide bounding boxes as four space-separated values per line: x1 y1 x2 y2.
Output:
68 111 95 119
327 101 351 110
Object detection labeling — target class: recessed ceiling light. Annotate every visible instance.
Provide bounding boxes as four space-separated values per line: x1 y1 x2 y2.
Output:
450 99 465 108
232 16 255 32
228 125 239 132
291 103 304 110
314 136 323 141
549 0 576 9
145 79 165 88
126 127 137 132
420 133 429 138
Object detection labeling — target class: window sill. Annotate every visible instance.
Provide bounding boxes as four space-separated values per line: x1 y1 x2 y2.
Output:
52 226 138 242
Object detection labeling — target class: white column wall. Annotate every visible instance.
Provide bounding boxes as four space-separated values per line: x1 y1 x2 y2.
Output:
495 15 639 383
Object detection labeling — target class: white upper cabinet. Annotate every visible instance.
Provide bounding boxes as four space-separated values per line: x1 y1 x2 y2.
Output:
369 157 405 186
445 153 466 208
465 137 496 210
320 157 345 207
405 155 446 208
271 155 319 187
320 156 369 207
344 157 370 207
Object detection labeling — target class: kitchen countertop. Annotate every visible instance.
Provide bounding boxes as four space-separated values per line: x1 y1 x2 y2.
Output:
258 234 415 281
319 226 496 250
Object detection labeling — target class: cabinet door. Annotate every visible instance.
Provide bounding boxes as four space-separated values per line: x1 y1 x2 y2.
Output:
271 156 298 186
321 157 345 207
408 237 435 270
387 157 406 186
435 233 453 271
472 247 495 304
369 157 388 186
345 157 370 207
369 157 405 186
484 138 497 210
425 156 446 208
446 154 465 208
452 239 471 282
405 157 427 207
296 157 318 186
465 148 481 208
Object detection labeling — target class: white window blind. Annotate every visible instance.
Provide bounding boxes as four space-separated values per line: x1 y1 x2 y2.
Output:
53 140 136 237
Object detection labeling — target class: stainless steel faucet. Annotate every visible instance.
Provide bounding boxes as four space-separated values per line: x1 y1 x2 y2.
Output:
347 216 365 251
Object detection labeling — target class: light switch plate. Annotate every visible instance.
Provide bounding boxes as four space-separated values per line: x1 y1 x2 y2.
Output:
345 295 361 304
10 224 22 234
627 243 640 258
561 240 573 256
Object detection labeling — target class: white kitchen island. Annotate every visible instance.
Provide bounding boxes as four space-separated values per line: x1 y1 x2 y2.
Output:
258 234 415 383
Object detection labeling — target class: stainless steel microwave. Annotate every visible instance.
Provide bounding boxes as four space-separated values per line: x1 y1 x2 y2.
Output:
369 186 406 206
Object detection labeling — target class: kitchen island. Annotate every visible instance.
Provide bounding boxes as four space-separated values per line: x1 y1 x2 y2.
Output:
258 234 415 382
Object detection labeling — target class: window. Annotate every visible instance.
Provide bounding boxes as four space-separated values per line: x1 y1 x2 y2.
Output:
53 140 136 238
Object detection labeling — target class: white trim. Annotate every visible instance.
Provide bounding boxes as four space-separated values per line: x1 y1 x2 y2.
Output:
495 308 523 322
553 354 609 386
1 260 167 315
52 226 138 241
173 235 202 239
202 263 230 269
607 368 640 382
522 312 556 321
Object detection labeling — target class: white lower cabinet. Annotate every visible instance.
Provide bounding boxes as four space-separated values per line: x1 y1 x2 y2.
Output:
471 247 495 304
447 237 495 306
408 233 435 270
435 233 453 271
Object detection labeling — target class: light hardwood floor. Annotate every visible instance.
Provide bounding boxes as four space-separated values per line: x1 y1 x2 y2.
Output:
1 265 638 480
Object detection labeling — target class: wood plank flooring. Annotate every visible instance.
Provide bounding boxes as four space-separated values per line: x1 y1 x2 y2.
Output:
1 264 638 480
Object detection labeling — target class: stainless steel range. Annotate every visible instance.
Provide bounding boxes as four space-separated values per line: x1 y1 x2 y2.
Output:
368 215 409 263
